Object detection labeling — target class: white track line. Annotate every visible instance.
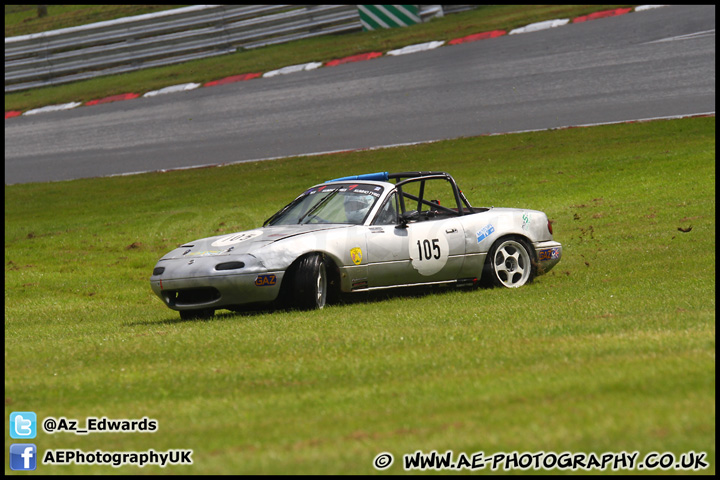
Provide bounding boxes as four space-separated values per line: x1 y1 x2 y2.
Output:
23 102 82 115
263 62 323 78
104 112 715 180
386 41 445 56
10 5 672 117
143 83 201 97
510 19 569 35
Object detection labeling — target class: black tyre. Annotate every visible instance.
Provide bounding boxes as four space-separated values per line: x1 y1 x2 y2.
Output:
292 253 328 310
482 236 536 288
179 308 214 320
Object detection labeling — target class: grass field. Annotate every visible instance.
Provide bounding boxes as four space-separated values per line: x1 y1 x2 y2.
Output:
4 116 715 474
4 5 182 37
5 4 633 112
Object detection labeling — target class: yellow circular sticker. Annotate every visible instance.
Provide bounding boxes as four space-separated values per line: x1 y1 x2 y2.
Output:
350 247 363 265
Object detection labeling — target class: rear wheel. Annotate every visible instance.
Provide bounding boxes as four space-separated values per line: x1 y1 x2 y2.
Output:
292 253 327 310
483 237 535 288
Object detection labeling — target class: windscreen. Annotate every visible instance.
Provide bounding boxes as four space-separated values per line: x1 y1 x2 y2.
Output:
266 183 383 226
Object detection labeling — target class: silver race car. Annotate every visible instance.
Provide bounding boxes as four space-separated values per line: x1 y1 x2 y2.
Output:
150 172 562 319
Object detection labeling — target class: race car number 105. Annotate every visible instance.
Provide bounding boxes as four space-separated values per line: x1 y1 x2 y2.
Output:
416 239 441 261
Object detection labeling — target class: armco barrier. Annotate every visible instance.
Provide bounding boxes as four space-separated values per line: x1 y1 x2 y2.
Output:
5 5 476 93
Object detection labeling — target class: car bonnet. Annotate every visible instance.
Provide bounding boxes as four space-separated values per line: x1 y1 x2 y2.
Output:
161 224 350 260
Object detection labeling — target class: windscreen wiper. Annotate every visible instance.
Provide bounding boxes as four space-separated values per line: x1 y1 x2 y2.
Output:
297 189 339 224
263 201 294 226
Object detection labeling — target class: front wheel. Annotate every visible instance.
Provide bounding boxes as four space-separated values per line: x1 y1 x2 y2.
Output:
483 237 535 288
292 253 328 310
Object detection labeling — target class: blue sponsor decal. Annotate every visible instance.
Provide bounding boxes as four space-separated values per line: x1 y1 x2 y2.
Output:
255 274 277 287
538 248 561 261
476 224 495 243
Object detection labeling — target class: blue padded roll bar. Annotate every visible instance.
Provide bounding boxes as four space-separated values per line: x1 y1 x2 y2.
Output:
326 171 389 183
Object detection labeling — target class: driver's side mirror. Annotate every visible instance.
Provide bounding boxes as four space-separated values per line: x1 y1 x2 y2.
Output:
397 210 419 228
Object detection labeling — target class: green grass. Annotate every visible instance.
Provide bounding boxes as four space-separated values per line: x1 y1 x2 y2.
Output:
4 117 715 474
5 5 634 112
4 5 184 37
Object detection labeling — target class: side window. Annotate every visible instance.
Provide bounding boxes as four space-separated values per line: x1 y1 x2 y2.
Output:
372 193 398 225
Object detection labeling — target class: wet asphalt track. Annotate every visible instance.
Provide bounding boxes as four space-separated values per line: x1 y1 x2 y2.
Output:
4 5 715 184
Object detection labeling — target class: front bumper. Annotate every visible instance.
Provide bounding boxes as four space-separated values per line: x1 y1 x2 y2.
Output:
150 271 285 311
150 255 285 311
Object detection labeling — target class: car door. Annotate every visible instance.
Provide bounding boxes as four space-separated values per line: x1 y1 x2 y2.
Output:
406 217 465 282
365 192 465 287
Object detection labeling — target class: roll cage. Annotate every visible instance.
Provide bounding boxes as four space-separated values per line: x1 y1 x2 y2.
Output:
265 171 486 227
328 171 476 217
389 171 475 218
